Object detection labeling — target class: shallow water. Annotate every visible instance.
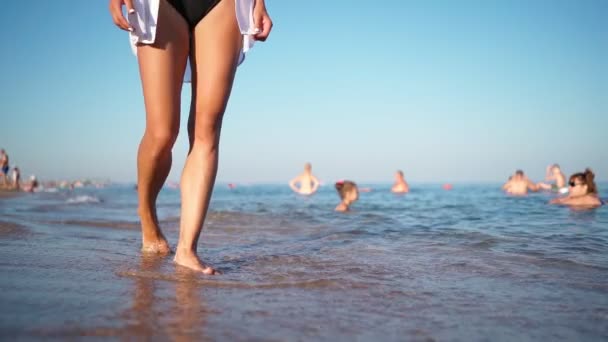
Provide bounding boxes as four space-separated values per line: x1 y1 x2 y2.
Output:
1 183 607 340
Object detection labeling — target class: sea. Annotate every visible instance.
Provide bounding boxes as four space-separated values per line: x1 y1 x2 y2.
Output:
1 183 607 341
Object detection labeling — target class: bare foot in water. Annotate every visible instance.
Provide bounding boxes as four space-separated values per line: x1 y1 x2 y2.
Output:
174 249 220 275
141 237 171 254
139 208 172 254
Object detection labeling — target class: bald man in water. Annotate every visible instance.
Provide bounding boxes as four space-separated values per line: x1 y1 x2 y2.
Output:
502 170 539 195
391 170 409 193
289 163 320 195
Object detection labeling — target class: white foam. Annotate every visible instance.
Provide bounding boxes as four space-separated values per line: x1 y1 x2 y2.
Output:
66 195 101 204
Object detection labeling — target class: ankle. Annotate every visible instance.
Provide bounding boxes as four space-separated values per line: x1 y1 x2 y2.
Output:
142 230 165 241
138 203 156 214
175 245 197 255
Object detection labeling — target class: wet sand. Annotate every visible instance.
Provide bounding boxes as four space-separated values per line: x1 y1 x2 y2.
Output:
0 221 29 238
0 189 22 199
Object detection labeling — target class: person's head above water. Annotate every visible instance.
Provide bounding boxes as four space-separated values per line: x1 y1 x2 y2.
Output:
550 164 562 174
304 162 312 173
395 170 405 181
514 170 524 180
568 168 598 196
335 180 359 202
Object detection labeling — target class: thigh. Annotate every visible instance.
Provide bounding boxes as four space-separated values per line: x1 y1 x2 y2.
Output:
190 0 243 129
137 0 190 133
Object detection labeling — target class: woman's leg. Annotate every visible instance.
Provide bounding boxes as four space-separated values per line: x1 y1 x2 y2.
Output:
174 0 242 273
136 0 190 253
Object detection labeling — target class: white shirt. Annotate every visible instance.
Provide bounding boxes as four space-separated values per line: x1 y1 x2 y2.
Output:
127 0 256 82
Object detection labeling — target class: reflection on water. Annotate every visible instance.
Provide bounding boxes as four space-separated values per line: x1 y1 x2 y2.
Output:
0 183 607 340
128 255 167 339
122 255 209 341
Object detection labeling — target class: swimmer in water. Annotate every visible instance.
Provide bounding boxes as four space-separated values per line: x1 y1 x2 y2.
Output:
22 175 39 193
537 164 567 193
550 168 602 208
335 180 359 212
289 163 320 195
502 170 539 195
391 170 409 193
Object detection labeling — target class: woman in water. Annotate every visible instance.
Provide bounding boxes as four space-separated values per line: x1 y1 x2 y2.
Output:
550 169 602 208
335 180 359 212
109 0 272 274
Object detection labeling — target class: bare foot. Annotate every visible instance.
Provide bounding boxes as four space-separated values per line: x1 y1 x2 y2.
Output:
141 238 172 254
174 249 220 275
139 208 172 254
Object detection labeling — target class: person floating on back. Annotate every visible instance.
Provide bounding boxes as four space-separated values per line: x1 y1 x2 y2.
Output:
550 168 603 208
502 170 539 195
289 163 320 195
335 180 359 212
537 164 568 194
391 170 409 193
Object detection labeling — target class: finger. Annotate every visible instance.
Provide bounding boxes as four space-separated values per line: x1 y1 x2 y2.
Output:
110 8 128 31
112 12 130 31
109 2 123 28
124 0 135 14
117 13 133 31
260 20 273 41
122 0 135 31
262 17 273 37
110 2 133 31
254 17 272 41
253 11 263 36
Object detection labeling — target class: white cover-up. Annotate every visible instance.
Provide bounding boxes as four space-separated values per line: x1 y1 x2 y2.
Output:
127 0 256 82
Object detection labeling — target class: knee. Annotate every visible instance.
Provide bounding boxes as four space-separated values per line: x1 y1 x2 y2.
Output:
144 126 179 154
191 111 224 149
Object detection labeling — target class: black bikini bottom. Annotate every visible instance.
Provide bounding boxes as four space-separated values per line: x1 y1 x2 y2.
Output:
166 0 222 30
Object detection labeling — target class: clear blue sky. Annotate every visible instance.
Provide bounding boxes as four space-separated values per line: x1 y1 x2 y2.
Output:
1 0 606 183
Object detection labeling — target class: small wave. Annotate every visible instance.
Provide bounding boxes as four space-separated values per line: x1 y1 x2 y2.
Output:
469 238 500 249
116 269 342 289
535 256 608 272
0 220 31 239
66 195 102 204
44 219 140 230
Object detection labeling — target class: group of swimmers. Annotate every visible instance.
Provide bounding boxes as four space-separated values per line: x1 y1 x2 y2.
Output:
0 149 38 192
289 163 412 212
289 162 604 211
0 148 105 193
502 164 603 208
